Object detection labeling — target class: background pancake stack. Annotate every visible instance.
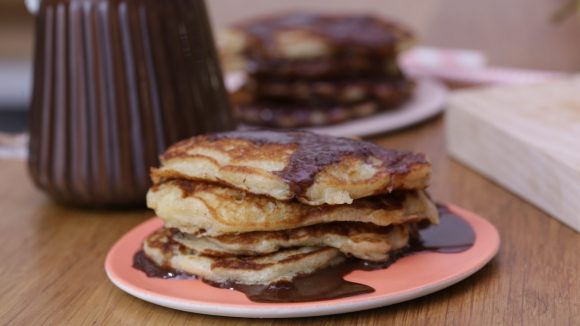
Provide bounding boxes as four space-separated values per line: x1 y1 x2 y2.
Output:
221 13 416 128
143 130 439 291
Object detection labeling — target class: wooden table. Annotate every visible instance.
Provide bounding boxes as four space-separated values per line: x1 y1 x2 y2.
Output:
1 115 578 325
1 0 580 323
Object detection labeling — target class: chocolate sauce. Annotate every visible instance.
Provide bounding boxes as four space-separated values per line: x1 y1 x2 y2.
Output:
28 0 235 208
411 205 476 253
132 250 194 280
204 262 374 303
132 205 475 303
205 130 428 195
202 251 407 303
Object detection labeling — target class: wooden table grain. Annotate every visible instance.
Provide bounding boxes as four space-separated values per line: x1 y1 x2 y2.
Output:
0 115 578 325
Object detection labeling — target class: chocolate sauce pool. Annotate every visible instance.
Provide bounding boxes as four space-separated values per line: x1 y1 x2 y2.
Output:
133 205 475 303
133 251 194 280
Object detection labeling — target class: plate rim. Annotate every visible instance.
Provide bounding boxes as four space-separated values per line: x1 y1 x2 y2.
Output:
105 204 500 318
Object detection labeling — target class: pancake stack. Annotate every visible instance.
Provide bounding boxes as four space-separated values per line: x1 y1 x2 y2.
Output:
144 130 438 286
221 13 415 128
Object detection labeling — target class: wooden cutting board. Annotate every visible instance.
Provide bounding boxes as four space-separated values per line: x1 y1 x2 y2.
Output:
446 76 580 232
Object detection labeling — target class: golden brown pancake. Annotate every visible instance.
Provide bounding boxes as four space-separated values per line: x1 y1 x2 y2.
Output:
173 222 412 261
229 69 413 128
144 228 345 285
234 75 413 106
233 100 403 128
146 179 438 236
143 131 438 287
218 13 415 128
152 130 431 205
244 56 401 80
219 13 413 63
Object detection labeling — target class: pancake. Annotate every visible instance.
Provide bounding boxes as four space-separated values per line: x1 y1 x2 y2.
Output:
144 228 345 285
233 99 407 128
234 75 413 106
146 179 438 236
153 130 431 205
173 222 412 261
221 13 413 62
219 13 413 79
244 56 399 79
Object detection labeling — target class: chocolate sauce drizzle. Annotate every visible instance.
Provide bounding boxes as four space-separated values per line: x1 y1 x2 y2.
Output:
133 251 194 280
205 130 428 195
133 205 475 303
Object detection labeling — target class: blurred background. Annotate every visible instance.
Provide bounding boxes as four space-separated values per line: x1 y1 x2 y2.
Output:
1 0 580 133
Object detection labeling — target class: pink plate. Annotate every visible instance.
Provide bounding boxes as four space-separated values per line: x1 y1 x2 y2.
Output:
105 205 500 318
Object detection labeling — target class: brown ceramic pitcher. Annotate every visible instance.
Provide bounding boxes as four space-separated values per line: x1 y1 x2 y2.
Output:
27 0 235 208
